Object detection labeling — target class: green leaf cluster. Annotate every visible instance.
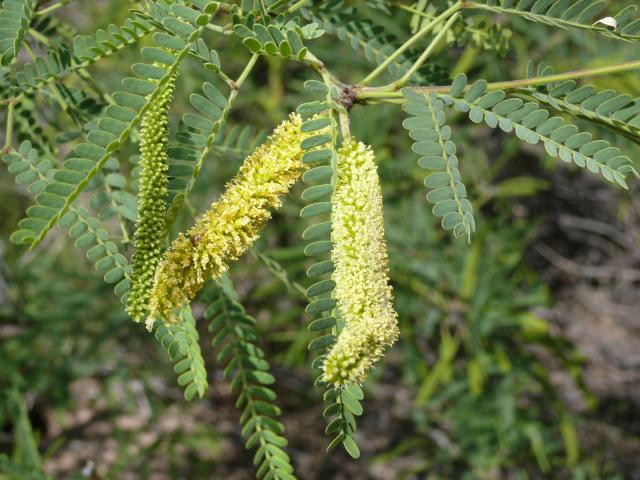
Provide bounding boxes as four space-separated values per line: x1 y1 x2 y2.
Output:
203 277 296 480
3 15 153 104
402 89 475 240
0 0 35 66
439 73 638 188
469 1 640 42
10 0 220 249
155 307 208 401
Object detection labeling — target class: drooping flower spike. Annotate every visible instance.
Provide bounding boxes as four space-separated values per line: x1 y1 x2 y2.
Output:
127 77 175 323
322 140 399 386
148 113 309 327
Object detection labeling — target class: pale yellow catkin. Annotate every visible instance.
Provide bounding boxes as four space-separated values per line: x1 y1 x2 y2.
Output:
148 114 308 328
322 140 399 386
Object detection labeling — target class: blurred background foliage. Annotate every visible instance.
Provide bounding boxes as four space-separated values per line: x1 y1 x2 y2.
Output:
1 0 640 479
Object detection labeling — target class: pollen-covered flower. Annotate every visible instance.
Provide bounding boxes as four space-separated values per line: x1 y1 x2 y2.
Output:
126 77 175 323
322 140 399 386
148 114 308 327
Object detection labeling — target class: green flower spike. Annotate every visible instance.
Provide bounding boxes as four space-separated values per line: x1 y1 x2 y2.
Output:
126 77 175 323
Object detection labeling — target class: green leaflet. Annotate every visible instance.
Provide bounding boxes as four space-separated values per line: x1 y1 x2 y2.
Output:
0 0 36 66
522 62 640 142
154 306 208 401
234 18 312 59
402 89 475 241
442 74 638 189
466 1 640 43
3 14 154 105
202 277 296 479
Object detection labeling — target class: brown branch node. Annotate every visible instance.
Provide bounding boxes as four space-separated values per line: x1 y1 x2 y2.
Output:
339 85 359 111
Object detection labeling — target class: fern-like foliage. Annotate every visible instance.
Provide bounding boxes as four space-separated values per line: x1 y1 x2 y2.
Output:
322 383 364 458
521 62 640 142
154 307 208 401
2 140 54 195
12 99 59 157
3 14 154 104
165 77 229 223
406 0 512 56
90 157 138 224
305 3 397 69
11 0 220 249
59 206 132 300
212 125 268 161
304 1 448 84
433 74 638 188
0 0 36 66
466 1 640 42
298 89 337 342
297 81 362 458
3 141 132 302
233 14 319 60
4 140 210 399
402 89 475 241
203 277 296 480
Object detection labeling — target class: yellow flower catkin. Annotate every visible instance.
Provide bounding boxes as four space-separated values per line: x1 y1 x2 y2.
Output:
126 78 175 323
148 114 307 327
322 140 399 386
